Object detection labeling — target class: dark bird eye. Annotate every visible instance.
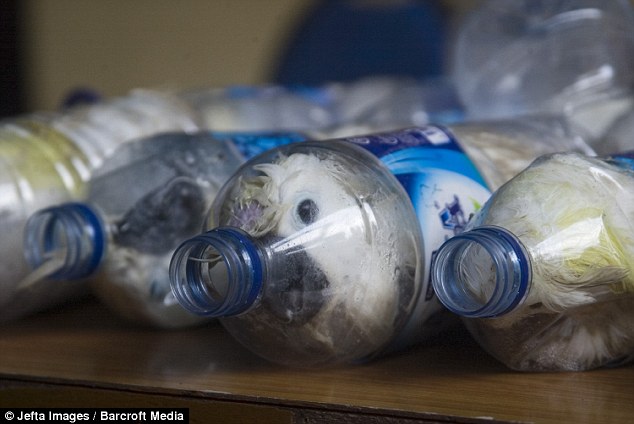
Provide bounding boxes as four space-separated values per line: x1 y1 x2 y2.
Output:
296 198 319 225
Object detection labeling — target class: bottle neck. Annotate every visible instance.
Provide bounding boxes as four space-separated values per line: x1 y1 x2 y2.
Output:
431 225 531 318
169 227 264 317
24 203 106 280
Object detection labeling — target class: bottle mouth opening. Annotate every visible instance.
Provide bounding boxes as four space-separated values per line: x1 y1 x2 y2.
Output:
432 226 531 318
24 203 105 281
169 227 263 317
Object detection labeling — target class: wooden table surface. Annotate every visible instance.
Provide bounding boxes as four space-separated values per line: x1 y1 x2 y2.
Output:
0 298 632 424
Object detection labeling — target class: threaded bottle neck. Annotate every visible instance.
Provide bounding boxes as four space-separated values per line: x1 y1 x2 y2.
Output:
24 203 106 280
169 227 264 317
431 225 531 318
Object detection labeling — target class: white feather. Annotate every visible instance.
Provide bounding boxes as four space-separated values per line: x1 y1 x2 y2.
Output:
232 153 406 358
484 153 634 310
475 152 634 370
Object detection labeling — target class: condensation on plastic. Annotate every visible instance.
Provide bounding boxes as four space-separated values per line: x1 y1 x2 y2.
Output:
437 153 634 371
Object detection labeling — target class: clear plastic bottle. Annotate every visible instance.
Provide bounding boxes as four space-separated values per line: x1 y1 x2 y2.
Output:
23 131 305 328
48 88 201 170
327 76 464 131
179 85 336 132
0 121 92 322
169 121 593 367
0 89 201 323
599 105 634 154
431 152 634 371
451 0 634 143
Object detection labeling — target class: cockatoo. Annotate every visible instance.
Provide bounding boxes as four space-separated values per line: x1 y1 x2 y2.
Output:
216 150 420 366
467 153 634 371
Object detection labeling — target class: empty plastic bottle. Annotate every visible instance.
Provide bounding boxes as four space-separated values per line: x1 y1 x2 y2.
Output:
182 79 463 139
23 131 305 328
179 85 336 132
0 90 200 323
324 76 464 131
169 120 593 367
452 0 634 144
431 151 634 371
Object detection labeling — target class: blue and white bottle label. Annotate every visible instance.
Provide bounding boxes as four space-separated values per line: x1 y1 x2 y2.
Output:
345 126 492 343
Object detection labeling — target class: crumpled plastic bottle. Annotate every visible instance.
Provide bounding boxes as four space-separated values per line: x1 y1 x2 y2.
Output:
182 78 464 139
179 85 336 132
322 76 464 133
0 90 200 323
431 151 634 371
168 120 594 367
451 0 634 144
22 131 304 328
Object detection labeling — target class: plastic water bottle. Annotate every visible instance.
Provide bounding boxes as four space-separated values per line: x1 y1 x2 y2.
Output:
179 85 336 132
319 77 464 136
0 90 200 323
47 88 201 170
22 131 305 328
599 105 634 154
451 0 634 145
431 151 634 371
168 119 593 367
180 79 462 139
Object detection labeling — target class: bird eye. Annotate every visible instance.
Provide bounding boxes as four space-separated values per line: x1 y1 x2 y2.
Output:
296 198 319 225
